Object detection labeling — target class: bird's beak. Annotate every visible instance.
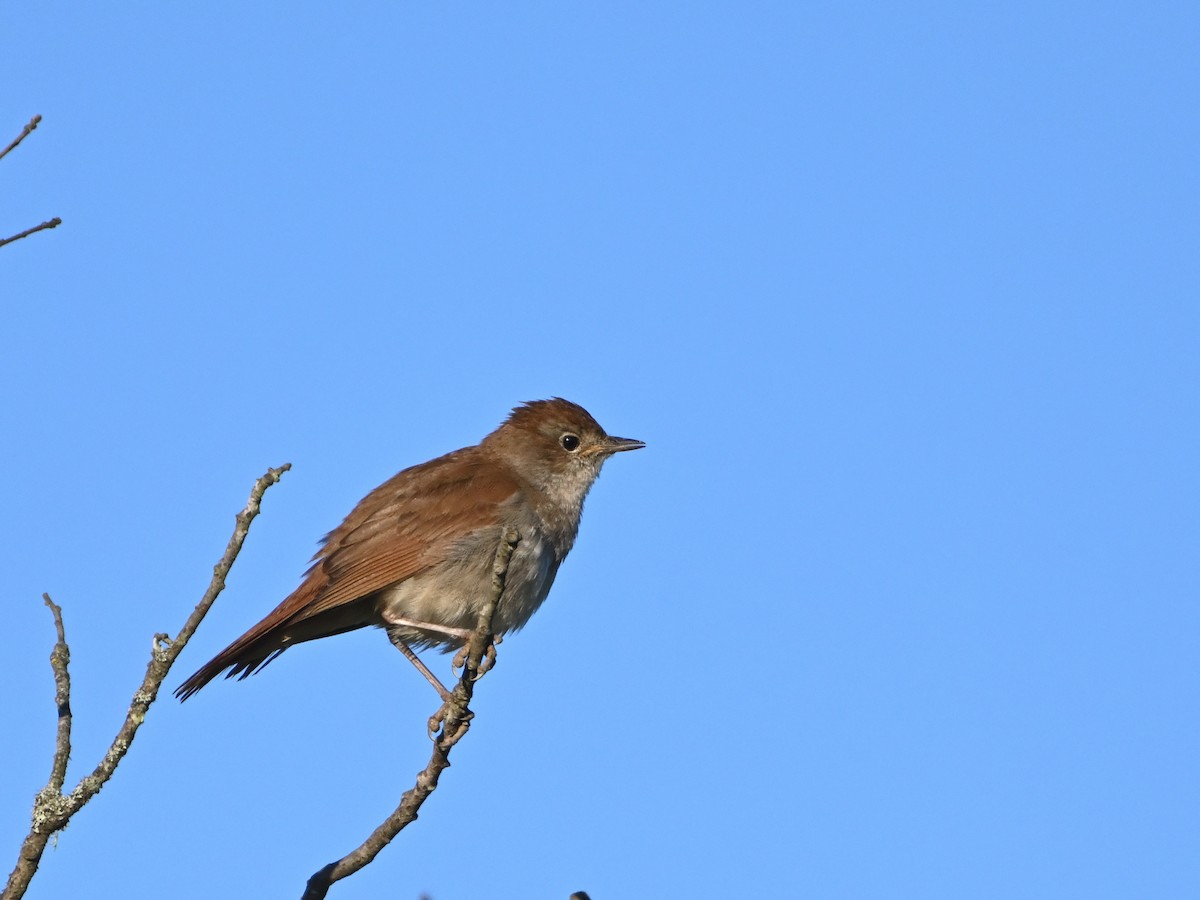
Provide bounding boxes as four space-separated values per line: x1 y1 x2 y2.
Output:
603 435 646 454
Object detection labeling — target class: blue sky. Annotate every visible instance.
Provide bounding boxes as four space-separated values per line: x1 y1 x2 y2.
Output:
3 3 1197 898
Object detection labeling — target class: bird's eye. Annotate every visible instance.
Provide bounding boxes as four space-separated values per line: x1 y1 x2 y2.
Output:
560 433 581 452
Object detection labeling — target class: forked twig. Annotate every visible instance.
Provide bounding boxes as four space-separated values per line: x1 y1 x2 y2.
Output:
2 465 291 900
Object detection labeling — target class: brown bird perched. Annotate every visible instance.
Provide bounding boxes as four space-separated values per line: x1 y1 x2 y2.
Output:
176 399 643 701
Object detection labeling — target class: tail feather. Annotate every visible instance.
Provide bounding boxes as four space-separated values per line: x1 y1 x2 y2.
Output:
174 580 376 701
174 631 291 701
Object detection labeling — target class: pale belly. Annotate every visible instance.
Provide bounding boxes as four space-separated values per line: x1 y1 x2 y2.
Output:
373 526 561 650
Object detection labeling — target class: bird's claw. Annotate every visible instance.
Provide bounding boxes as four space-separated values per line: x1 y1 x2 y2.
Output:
430 705 474 744
427 707 446 740
452 634 499 680
472 642 498 680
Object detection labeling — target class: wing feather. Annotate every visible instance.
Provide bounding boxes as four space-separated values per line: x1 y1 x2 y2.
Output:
175 446 522 700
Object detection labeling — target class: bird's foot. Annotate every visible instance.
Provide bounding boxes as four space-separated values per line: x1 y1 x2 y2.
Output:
475 639 499 679
427 707 446 740
452 632 501 680
428 705 474 743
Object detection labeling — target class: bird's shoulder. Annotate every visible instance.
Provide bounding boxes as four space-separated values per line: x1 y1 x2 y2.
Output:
329 445 524 548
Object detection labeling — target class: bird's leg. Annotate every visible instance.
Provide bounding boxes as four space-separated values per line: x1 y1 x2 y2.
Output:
386 631 452 702
380 613 472 642
381 612 484 684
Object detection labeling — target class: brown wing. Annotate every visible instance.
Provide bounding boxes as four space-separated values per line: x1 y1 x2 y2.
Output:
175 447 521 700
302 449 518 615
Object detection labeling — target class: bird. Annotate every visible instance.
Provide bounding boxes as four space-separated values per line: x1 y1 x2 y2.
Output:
175 398 643 701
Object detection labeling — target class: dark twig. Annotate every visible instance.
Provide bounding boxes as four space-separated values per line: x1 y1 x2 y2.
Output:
0 218 62 249
1 115 61 251
301 527 521 900
0 115 41 163
2 465 291 900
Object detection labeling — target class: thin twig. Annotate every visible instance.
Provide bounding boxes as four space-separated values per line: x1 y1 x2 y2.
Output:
301 527 521 900
0 218 62 249
2 464 291 900
41 597 71 795
0 115 41 163
1 116 60 251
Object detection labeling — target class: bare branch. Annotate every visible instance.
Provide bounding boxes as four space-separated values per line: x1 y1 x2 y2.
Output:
4 598 76 900
2 464 291 900
41 596 72 795
1 115 61 251
0 115 41 163
0 218 62 249
301 527 521 900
